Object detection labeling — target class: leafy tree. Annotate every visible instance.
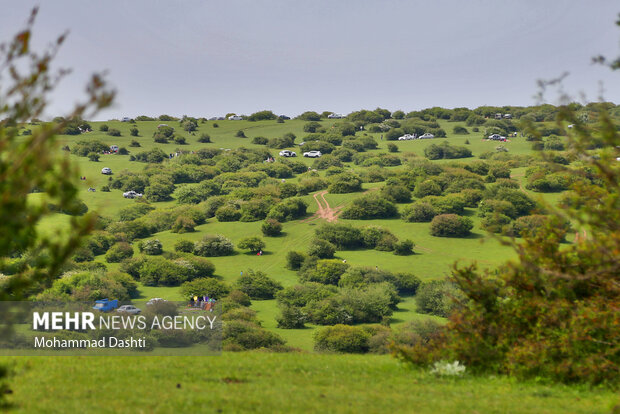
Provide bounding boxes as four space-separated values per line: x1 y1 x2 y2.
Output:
393 239 415 255
138 239 163 255
107 128 121 137
394 77 620 386
236 269 283 299
340 194 398 220
297 111 321 121
87 152 100 162
286 251 306 270
261 219 282 236
415 280 463 317
252 136 268 145
181 118 197 132
180 278 230 300
452 126 469 135
307 238 336 259
130 127 139 136
303 121 322 133
380 184 411 203
171 215 196 233
429 214 473 237
402 202 438 222
193 234 234 257
300 259 349 285
174 239 195 253
392 110 405 119
105 242 134 263
247 110 277 121
237 236 265 253
314 325 370 353
0 25 113 396
198 133 211 143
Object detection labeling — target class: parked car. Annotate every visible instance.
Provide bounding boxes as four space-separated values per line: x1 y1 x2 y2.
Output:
93 299 118 312
419 133 434 139
398 134 416 140
303 150 322 158
121 117 131 122
110 145 119 153
123 190 143 199
278 115 291 120
101 167 112 175
279 150 297 157
488 134 506 141
116 305 141 315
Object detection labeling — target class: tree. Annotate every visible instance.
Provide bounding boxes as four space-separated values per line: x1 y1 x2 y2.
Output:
247 110 277 121
198 133 211 143
429 214 473 237
237 236 265 253
314 324 370 353
181 118 197 132
236 269 283 299
138 239 163 255
297 111 321 121
261 219 282 236
394 66 620 386
307 238 336 259
303 121 322 133
0 7 113 302
180 278 230 300
193 234 234 257
87 152 100 162
130 127 139 136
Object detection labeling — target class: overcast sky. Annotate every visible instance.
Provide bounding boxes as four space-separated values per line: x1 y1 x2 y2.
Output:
1 1 619 120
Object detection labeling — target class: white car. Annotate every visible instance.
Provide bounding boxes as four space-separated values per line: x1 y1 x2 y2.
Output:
146 298 166 306
419 133 434 139
279 150 297 157
101 167 112 175
488 134 506 141
123 190 143 199
116 305 141 315
398 134 416 141
303 150 322 158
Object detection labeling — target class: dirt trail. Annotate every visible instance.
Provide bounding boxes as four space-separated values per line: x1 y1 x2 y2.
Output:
302 191 344 223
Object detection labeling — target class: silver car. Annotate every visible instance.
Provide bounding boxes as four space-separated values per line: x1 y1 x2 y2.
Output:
123 190 143 199
303 150 322 158
116 305 141 315
279 150 297 157
101 167 112 175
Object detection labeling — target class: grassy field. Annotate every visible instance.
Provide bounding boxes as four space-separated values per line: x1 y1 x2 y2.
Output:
29 118 565 347
1 353 617 413
5 117 613 413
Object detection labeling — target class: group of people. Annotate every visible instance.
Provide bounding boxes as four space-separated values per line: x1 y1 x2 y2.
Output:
189 296 216 311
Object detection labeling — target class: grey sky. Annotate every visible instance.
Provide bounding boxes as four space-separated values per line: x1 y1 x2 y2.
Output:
1 1 619 120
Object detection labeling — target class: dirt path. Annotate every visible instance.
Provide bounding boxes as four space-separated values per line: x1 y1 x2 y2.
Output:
302 191 344 223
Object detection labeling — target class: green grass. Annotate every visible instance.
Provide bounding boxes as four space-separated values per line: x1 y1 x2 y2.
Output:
1 353 617 413
27 119 571 347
